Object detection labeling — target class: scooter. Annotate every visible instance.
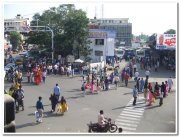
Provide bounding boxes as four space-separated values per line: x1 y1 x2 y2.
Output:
87 118 122 133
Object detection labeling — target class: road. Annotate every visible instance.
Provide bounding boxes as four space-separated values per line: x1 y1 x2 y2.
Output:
4 61 176 134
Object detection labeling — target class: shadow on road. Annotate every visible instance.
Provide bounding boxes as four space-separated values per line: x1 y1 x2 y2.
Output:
16 122 40 129
65 88 81 92
112 106 126 110
43 111 64 118
86 92 98 95
28 104 51 108
123 92 132 95
27 111 64 120
145 105 160 110
66 96 84 99
66 92 100 100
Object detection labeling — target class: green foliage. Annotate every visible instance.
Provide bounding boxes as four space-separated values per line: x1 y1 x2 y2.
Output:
26 4 91 59
133 34 149 42
164 29 176 34
9 31 22 50
147 33 157 50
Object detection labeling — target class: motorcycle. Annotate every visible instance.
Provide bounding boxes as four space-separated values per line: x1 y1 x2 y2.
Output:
87 118 120 133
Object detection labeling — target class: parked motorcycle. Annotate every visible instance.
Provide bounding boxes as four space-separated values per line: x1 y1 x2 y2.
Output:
87 118 120 133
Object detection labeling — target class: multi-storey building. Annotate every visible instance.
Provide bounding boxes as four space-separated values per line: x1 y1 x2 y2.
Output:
90 18 132 47
88 29 116 66
4 14 29 32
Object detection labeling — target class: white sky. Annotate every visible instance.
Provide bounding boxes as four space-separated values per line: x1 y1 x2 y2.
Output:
3 1 178 35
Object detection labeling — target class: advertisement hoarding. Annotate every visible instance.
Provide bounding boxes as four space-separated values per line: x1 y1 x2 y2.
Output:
89 29 116 38
156 34 176 50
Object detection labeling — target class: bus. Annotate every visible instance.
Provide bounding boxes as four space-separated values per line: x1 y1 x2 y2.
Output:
136 47 151 59
123 48 136 60
114 48 125 59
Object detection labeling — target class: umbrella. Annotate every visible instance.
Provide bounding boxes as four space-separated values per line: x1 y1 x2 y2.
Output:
74 59 84 63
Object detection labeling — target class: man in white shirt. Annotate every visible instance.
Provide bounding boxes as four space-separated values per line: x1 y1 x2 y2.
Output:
48 65 53 74
42 70 47 83
134 71 139 81
98 110 107 130
54 64 58 75
168 76 173 92
145 70 150 80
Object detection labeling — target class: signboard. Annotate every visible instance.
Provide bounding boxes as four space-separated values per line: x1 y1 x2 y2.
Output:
89 32 107 38
156 34 176 50
89 29 116 38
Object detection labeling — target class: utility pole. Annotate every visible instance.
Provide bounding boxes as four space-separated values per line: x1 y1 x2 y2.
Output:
4 26 54 64
30 26 54 64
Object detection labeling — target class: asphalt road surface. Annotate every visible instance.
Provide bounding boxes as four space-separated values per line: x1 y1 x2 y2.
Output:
4 61 176 134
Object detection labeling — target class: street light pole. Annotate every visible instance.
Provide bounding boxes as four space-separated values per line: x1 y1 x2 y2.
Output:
40 26 54 64
36 19 39 30
5 25 54 64
32 26 54 64
50 27 54 64
45 26 54 64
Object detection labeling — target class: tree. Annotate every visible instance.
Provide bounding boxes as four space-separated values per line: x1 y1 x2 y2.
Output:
9 32 22 50
26 4 91 59
147 33 157 50
63 8 91 58
164 29 176 34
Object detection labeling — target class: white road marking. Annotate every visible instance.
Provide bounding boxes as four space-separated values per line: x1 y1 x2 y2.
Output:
124 108 144 113
118 115 141 121
116 118 140 124
116 122 138 127
115 96 146 133
121 111 143 116
120 113 142 118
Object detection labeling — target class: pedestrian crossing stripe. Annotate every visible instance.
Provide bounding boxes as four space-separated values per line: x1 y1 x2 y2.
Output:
126 106 145 111
115 96 146 133
116 118 140 124
116 122 138 127
118 115 141 121
123 108 144 113
121 111 143 116
120 113 142 118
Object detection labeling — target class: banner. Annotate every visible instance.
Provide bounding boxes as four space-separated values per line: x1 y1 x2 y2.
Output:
156 34 176 50
89 29 116 38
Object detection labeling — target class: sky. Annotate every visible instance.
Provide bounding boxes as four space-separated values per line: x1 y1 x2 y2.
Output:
3 1 178 35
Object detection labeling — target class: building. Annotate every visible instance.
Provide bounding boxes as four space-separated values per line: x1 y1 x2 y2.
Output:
88 29 116 65
4 14 29 32
90 18 132 47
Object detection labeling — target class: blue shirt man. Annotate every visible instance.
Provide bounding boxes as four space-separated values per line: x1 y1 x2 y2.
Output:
53 83 60 100
36 96 44 122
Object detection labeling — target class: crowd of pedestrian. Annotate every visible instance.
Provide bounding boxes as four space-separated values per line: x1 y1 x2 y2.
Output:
4 54 174 124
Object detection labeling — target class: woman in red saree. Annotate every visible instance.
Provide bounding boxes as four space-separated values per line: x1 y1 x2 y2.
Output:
36 67 42 85
148 83 154 106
